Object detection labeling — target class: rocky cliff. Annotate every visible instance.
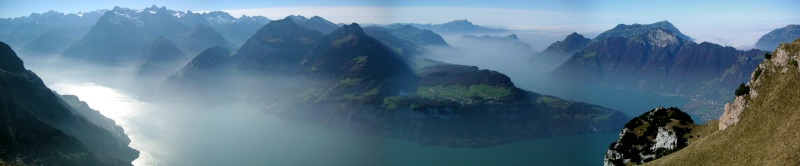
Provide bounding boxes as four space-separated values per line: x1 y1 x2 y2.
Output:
603 107 694 166
608 38 800 165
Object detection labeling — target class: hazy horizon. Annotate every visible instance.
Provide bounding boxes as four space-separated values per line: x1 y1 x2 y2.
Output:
2 1 798 49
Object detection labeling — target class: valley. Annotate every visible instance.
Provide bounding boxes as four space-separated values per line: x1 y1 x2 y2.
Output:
1 2 797 165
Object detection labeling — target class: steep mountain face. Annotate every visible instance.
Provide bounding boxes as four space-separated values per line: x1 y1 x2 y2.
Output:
232 18 324 75
19 28 87 56
61 6 189 65
166 18 628 147
135 36 189 84
755 24 800 50
177 23 236 56
604 107 694 166
287 15 339 34
61 7 149 65
297 23 419 104
161 46 232 99
607 39 800 165
219 15 271 46
0 41 138 165
531 32 590 66
389 19 507 34
363 25 449 58
231 20 418 103
0 10 103 47
551 21 763 100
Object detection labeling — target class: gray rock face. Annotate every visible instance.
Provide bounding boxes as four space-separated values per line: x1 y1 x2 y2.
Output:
719 95 747 130
720 38 800 130
604 107 694 166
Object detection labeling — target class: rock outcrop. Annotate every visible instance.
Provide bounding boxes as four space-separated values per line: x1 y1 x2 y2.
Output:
604 107 694 166
719 38 800 130
718 95 747 130
626 38 800 165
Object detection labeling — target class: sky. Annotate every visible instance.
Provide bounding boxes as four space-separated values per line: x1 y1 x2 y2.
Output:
1 0 799 49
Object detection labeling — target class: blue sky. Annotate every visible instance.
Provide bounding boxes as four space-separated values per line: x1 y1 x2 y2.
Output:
1 0 798 48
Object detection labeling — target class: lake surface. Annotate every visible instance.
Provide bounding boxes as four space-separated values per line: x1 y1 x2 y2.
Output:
50 82 618 166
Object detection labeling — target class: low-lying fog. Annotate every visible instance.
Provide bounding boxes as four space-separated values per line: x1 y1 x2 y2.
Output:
431 31 689 119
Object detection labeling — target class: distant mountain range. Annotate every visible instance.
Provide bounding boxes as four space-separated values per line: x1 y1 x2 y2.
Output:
287 15 340 34
755 24 800 51
0 10 105 48
59 6 259 65
549 21 764 102
386 19 507 34
462 34 532 51
0 6 269 64
160 17 628 147
0 41 138 165
363 25 449 58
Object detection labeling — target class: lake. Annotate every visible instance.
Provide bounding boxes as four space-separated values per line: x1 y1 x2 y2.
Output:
50 82 618 166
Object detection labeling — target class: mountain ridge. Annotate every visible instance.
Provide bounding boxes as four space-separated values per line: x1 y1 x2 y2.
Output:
386 19 507 34
162 18 629 148
755 24 800 50
551 21 764 112
0 41 139 165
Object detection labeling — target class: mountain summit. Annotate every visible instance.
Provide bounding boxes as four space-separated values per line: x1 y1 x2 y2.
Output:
531 32 590 66
0 42 25 72
551 21 762 103
594 21 690 42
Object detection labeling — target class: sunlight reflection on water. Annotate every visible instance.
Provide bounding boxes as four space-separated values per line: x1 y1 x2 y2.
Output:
48 82 158 165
